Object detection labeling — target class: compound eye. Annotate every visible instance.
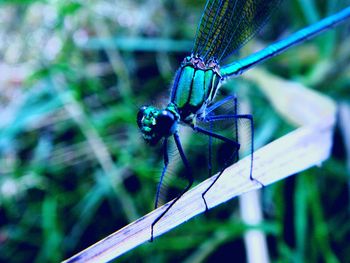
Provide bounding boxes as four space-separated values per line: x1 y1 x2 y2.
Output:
158 110 174 123
156 110 175 135
137 106 148 128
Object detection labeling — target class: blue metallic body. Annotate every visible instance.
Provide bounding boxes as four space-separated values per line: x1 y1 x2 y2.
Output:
135 1 350 241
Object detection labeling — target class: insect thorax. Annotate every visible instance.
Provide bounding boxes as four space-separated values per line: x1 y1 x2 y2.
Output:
170 55 222 123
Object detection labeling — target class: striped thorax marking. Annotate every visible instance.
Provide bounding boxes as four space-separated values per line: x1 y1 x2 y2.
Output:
171 55 222 123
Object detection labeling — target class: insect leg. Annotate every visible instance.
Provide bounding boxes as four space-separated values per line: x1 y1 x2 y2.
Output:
154 138 169 209
205 94 237 115
193 126 240 211
208 120 213 178
206 113 261 185
204 95 239 162
150 133 193 242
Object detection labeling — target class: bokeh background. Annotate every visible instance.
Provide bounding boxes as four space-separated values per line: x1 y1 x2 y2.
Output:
0 0 349 262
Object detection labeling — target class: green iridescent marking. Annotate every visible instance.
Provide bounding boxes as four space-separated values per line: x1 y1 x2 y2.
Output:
140 107 159 138
175 66 195 108
190 70 205 107
213 74 220 98
166 103 180 120
204 70 214 100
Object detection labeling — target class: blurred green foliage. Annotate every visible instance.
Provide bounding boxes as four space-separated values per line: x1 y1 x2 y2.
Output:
0 0 349 262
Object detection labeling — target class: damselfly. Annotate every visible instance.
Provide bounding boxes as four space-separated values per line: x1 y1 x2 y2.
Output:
136 0 350 241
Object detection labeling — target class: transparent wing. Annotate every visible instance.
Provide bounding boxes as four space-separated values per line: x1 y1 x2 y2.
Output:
154 134 193 208
192 0 281 62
